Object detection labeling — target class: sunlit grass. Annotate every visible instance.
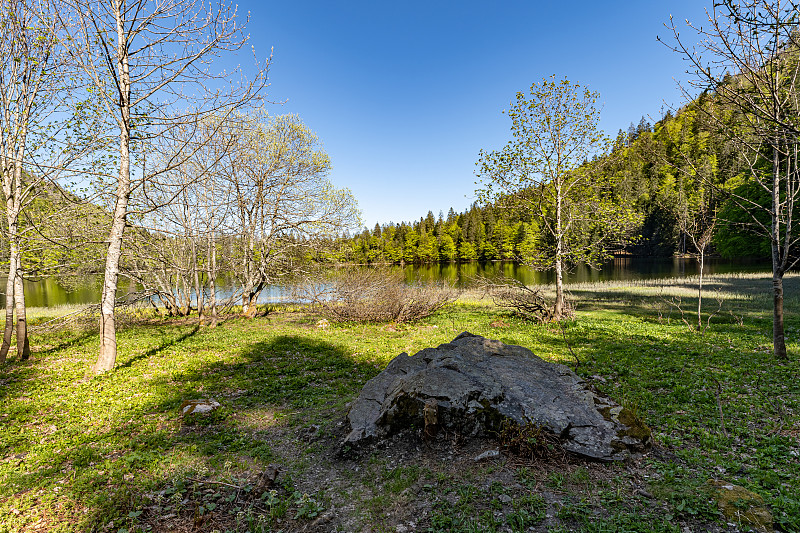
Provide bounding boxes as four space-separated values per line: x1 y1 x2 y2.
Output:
0 274 798 531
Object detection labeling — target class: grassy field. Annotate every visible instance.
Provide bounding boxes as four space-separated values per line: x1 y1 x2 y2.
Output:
0 274 799 532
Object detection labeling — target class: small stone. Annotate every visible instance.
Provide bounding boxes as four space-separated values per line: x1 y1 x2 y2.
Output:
499 494 512 504
474 449 501 462
180 399 220 416
255 464 280 490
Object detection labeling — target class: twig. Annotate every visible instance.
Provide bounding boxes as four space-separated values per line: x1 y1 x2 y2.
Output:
708 375 729 438
556 320 583 370
185 477 243 490
29 291 156 332
701 289 725 334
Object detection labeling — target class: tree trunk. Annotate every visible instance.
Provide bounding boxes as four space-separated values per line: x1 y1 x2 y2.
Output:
13 268 29 359
771 142 788 360
0 254 16 363
96 187 129 373
192 238 204 323
553 185 565 320
94 3 134 374
242 292 257 318
772 274 787 360
207 234 218 327
697 249 704 331
554 255 564 320
242 281 264 318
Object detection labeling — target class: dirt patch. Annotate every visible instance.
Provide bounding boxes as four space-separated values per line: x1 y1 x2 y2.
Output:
136 416 735 532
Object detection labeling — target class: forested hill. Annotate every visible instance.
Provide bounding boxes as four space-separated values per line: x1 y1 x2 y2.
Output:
329 96 770 265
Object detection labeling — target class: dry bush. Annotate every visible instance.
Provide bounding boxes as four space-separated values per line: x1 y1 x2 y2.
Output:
496 420 566 462
475 275 572 322
295 268 457 323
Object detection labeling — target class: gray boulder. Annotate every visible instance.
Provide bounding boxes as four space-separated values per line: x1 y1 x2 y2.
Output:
345 332 651 461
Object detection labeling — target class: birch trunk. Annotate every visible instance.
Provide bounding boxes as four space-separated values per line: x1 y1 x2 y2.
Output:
0 253 16 363
94 8 131 373
207 232 218 327
192 238 204 322
95 146 130 372
553 184 565 320
697 250 704 331
13 267 29 359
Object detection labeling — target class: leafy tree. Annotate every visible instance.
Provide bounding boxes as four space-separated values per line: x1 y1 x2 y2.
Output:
439 234 457 261
458 240 477 261
221 113 360 312
417 231 438 263
0 0 71 362
714 181 772 257
403 230 419 263
477 76 640 319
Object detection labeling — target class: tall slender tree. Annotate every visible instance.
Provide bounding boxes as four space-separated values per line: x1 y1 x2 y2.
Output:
0 0 69 362
665 0 800 359
60 0 267 372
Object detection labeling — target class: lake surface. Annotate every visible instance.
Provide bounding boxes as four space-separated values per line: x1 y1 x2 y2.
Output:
3 257 775 308
402 256 774 287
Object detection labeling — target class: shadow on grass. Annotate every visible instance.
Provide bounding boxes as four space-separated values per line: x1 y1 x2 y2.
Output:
568 275 800 327
34 329 99 357
116 325 200 370
0 327 377 532
0 327 100 408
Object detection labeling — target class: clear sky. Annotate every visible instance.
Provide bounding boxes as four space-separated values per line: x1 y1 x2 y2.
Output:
239 1 711 229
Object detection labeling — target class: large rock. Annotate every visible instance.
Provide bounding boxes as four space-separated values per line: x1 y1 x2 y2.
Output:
345 332 651 461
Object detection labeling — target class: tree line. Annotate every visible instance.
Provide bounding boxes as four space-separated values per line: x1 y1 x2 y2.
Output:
334 103 763 265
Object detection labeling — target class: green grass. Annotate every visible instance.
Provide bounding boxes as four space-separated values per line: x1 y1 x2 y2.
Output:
0 273 798 532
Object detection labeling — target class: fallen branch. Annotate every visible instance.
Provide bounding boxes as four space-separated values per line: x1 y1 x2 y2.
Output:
185 477 243 490
474 275 567 322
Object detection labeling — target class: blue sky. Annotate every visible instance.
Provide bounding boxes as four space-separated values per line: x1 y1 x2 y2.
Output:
240 1 711 229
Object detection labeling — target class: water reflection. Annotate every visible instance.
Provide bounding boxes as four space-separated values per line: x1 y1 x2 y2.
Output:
4 257 775 308
402 257 773 288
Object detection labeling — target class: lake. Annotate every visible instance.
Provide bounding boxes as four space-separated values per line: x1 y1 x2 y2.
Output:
2 257 775 308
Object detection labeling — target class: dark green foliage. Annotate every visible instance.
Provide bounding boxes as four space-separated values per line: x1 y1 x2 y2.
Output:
715 181 775 259
334 96 771 263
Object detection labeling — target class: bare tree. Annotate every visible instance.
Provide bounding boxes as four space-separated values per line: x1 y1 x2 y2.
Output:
679 195 718 330
60 0 267 372
125 116 237 322
476 77 640 320
665 0 800 359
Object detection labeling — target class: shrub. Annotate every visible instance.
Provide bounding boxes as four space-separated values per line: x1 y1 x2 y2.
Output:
295 268 457 323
